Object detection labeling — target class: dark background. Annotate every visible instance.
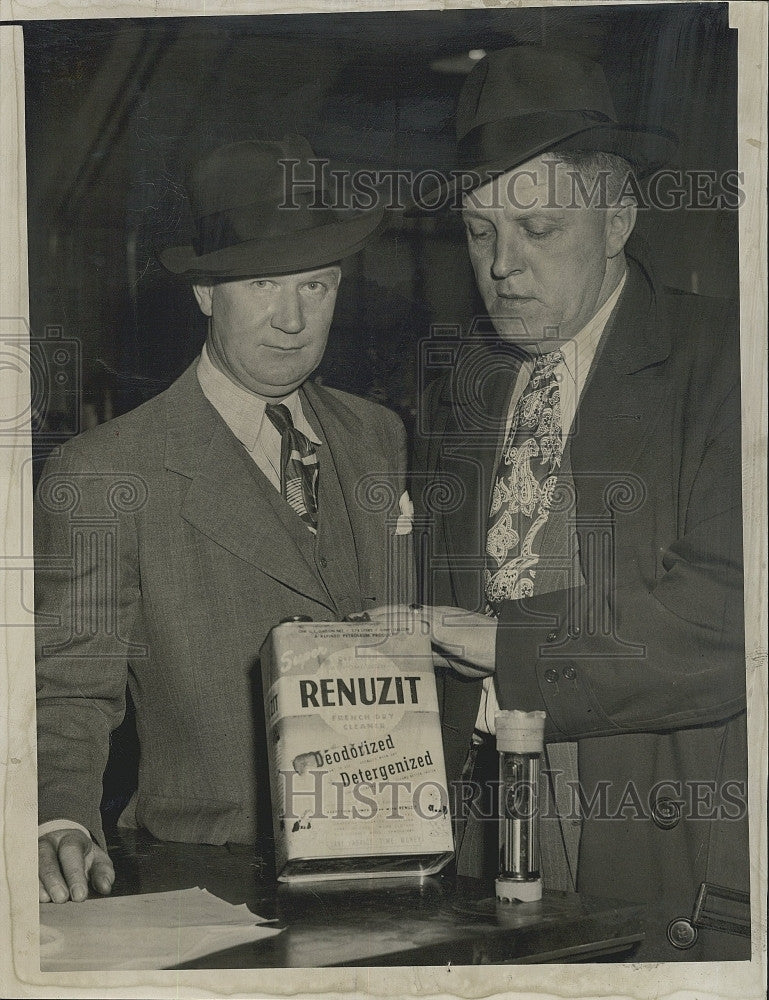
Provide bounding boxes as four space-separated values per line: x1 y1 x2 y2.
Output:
26 4 737 430
23 4 738 823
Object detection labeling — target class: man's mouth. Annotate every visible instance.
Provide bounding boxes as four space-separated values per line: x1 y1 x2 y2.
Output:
493 294 536 311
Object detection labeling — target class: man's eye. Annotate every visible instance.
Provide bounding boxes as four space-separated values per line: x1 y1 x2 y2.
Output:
303 281 327 293
523 225 555 239
466 225 494 242
251 279 272 289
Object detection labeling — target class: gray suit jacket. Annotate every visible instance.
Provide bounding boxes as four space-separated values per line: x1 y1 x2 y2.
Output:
35 362 413 849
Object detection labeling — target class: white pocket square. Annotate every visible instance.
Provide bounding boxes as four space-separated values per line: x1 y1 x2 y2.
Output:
395 490 414 535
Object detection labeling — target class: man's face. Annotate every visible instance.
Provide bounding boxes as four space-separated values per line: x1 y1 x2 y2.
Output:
462 156 624 346
193 266 341 398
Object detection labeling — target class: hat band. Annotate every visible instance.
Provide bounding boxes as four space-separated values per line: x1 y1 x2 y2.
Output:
457 109 617 171
193 199 337 256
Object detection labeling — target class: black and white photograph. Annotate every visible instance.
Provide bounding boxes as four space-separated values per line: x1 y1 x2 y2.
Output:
0 1 766 996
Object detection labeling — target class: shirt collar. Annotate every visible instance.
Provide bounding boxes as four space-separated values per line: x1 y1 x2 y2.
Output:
559 268 627 386
196 341 321 450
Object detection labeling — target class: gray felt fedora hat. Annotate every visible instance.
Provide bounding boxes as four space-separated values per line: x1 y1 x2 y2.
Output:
416 45 677 206
160 135 385 278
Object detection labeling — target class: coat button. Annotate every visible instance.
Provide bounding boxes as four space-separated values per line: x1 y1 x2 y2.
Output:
546 631 558 643
652 797 681 829
318 556 328 568
568 625 581 638
667 917 698 949
544 668 559 683
563 666 576 680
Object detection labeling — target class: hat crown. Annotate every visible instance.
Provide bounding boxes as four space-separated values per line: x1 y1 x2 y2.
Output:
159 135 384 277
186 136 317 219
457 46 618 141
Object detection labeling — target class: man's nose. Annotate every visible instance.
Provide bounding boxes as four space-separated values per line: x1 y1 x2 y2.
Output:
270 289 305 334
491 233 525 281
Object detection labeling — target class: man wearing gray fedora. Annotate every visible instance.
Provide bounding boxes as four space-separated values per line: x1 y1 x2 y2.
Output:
36 137 414 904
405 47 748 961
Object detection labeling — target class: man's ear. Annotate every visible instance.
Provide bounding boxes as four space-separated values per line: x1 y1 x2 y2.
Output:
605 201 637 259
192 281 214 317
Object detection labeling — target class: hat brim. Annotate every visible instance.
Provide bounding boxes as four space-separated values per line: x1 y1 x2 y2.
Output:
410 119 678 211
159 208 385 278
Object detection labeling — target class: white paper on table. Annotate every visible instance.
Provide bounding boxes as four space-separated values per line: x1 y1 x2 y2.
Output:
40 887 283 970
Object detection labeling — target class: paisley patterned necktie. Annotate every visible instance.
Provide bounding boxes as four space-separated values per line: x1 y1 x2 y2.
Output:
483 349 580 893
484 349 564 611
265 403 319 533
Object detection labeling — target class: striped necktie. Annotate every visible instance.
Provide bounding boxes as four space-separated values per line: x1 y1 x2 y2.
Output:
265 403 319 533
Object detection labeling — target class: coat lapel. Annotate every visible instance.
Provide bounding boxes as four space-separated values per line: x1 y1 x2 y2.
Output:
439 341 526 612
163 365 335 610
570 256 672 523
301 381 384 604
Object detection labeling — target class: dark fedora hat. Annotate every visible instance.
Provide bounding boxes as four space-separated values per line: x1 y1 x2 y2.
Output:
418 46 677 205
159 136 385 278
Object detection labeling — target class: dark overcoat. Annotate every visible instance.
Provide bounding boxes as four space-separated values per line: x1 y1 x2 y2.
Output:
413 256 749 961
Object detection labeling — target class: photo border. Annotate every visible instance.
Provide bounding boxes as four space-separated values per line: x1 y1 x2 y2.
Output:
1 1 765 997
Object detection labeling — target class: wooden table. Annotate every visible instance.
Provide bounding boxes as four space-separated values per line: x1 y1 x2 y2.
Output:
106 830 645 967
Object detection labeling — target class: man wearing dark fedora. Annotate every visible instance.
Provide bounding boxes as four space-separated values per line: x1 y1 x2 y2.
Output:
402 46 748 961
35 137 414 904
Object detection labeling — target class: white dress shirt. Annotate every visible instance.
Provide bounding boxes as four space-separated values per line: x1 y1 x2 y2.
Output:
39 344 321 842
476 270 627 735
196 341 321 485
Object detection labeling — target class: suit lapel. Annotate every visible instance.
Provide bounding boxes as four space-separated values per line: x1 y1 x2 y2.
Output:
301 382 381 603
301 383 366 597
163 365 335 610
439 342 526 612
570 256 671 522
